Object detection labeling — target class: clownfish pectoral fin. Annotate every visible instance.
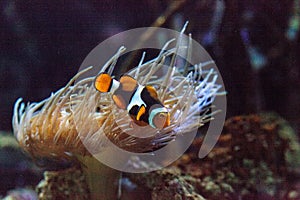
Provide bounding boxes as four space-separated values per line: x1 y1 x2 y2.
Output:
112 94 127 110
136 105 146 121
119 75 138 92
129 116 148 126
94 73 113 93
145 85 158 99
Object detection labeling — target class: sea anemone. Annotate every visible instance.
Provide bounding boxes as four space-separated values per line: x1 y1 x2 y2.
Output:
12 30 224 199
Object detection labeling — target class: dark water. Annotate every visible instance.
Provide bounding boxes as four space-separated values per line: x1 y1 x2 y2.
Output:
1 1 299 132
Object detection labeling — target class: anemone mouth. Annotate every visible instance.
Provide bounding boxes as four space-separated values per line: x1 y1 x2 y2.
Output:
12 34 223 159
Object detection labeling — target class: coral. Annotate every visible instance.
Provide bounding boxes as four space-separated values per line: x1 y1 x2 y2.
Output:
127 167 205 200
171 113 300 199
36 166 89 200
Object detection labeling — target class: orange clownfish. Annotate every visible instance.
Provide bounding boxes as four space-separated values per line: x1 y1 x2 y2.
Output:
94 73 170 129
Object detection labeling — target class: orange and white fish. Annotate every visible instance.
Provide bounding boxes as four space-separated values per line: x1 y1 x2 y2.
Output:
94 73 170 129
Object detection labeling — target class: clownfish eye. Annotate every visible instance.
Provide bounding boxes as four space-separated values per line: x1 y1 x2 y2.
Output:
159 113 166 118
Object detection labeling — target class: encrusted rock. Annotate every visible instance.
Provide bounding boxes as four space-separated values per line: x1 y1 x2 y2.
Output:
36 166 89 200
172 113 300 199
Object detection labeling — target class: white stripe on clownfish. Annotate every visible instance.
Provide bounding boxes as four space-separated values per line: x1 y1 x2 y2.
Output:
127 85 146 112
110 79 120 93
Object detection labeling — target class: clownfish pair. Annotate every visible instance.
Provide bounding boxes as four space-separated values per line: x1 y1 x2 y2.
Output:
94 73 170 129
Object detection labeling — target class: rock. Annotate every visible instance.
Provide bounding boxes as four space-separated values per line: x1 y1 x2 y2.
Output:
36 167 89 200
172 113 300 199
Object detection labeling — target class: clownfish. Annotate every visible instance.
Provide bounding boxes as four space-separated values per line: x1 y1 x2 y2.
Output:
94 73 170 129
